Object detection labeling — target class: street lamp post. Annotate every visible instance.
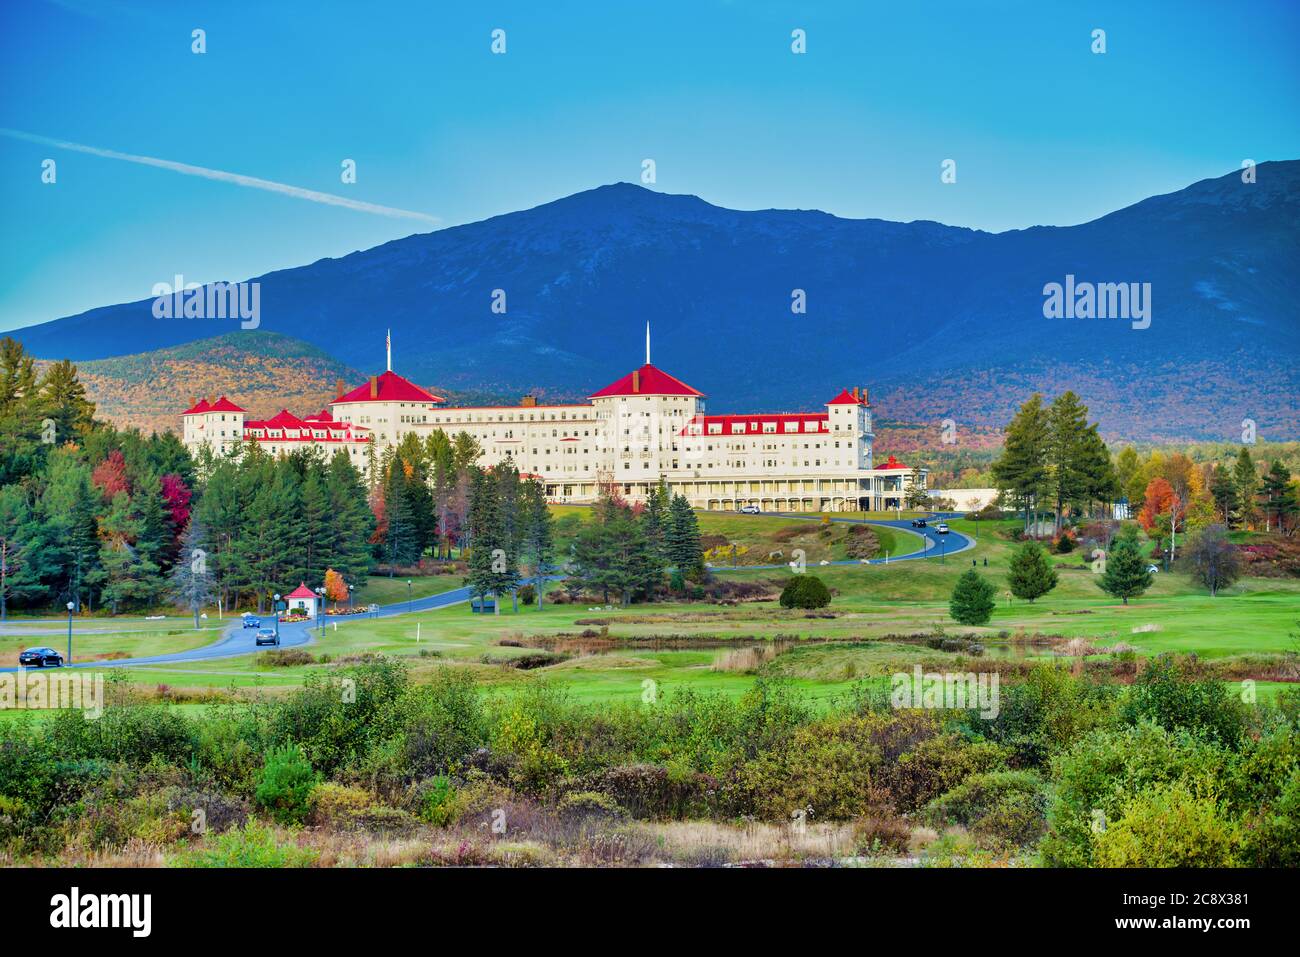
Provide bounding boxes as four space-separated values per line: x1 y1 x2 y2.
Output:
407 579 413 615
273 594 281 642
348 584 354 614
316 586 326 636
66 601 74 665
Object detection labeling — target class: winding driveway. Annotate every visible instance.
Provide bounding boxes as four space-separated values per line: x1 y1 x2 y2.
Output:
1 512 975 672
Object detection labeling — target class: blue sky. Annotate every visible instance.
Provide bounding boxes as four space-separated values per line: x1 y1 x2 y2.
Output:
1 0 1297 332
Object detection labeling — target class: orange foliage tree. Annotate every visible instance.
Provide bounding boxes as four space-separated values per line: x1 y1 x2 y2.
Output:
323 568 348 609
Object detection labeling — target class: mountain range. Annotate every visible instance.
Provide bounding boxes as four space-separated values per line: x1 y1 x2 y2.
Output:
11 161 1300 443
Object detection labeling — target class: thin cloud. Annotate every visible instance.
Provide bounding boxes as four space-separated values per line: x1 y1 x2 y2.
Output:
1 128 440 224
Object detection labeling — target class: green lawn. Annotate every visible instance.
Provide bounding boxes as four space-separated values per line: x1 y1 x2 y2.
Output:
352 573 465 607
28 516 1300 709
0 618 224 665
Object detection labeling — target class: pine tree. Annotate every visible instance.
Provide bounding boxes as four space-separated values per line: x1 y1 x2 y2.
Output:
1098 525 1152 604
171 520 216 627
1007 541 1059 602
1259 460 1292 532
1046 391 1088 532
1232 448 1259 529
642 480 669 562
665 493 703 579
520 479 554 608
39 358 97 445
949 568 996 625
1209 466 1240 528
299 463 331 584
466 469 516 612
991 394 1050 532
325 450 374 583
0 484 48 620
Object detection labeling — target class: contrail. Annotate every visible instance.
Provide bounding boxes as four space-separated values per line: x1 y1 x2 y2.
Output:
1 128 440 224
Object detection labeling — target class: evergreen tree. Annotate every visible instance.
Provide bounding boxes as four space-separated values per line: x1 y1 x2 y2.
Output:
1076 424 1119 516
171 520 216 627
1209 466 1240 527
1007 541 1059 602
949 568 997 625
642 479 669 562
39 358 97 443
520 479 554 608
1045 392 1089 531
299 462 331 584
383 464 419 571
665 493 703 579
1232 448 1259 529
133 472 174 574
0 337 44 485
0 484 48 620
1259 460 1293 532
325 450 374 583
466 468 516 612
1098 524 1152 604
991 394 1050 532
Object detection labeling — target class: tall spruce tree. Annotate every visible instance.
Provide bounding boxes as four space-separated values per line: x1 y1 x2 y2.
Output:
991 394 1051 533
520 478 554 608
1232 448 1259 529
665 493 703 579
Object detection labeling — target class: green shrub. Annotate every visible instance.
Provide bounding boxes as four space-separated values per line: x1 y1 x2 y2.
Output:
1041 722 1232 867
267 659 410 776
169 821 319 868
1120 656 1244 746
557 790 626 822
779 575 831 609
924 770 1048 848
254 744 316 825
306 782 372 826
1093 782 1241 867
517 584 536 606
415 775 458 826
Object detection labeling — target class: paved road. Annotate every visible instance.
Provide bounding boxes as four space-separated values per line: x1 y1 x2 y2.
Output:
1 512 975 672
0 585 477 673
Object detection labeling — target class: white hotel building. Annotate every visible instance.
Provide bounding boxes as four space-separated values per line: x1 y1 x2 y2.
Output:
182 348 923 512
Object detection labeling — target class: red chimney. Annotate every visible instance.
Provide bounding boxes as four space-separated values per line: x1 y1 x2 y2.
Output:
632 370 640 394
335 378 345 399
369 375 378 399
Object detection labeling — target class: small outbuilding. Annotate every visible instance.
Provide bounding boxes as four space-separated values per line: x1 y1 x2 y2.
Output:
285 583 320 618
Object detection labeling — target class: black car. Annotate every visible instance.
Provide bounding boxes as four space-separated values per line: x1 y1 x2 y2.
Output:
242 616 261 629
910 519 928 528
19 647 64 668
255 628 280 647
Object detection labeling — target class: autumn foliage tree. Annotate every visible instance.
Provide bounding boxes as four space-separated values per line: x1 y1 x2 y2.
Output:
1137 477 1185 562
323 568 348 609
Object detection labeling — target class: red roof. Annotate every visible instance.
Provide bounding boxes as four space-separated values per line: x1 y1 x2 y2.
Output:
590 363 703 399
827 389 870 407
332 370 444 405
877 455 908 470
244 408 371 443
285 583 316 599
182 396 245 415
679 413 829 436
